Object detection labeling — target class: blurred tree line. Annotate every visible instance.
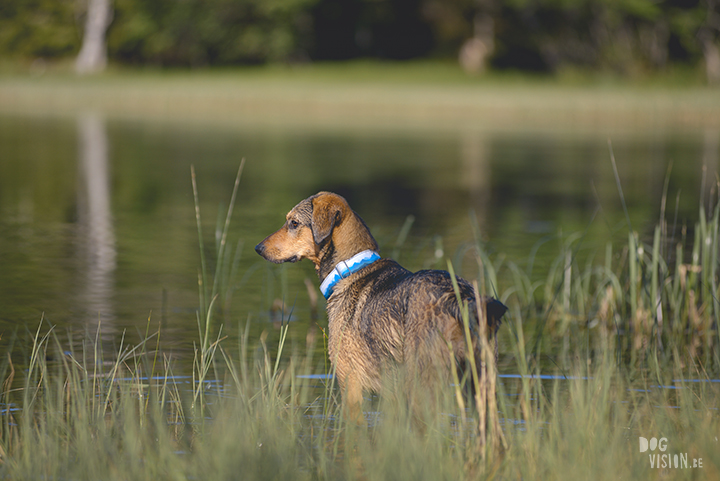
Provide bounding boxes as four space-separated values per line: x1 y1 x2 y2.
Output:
1 0 718 80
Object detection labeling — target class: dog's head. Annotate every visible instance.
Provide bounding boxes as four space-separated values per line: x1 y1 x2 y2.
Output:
255 192 378 272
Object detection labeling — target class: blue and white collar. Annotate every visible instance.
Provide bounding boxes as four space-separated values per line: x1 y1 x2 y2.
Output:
319 250 381 299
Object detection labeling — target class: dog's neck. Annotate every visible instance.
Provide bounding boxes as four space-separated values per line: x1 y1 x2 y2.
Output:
314 212 379 281
318 250 381 299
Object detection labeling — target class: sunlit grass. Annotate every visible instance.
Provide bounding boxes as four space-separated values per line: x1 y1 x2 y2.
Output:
0 302 717 479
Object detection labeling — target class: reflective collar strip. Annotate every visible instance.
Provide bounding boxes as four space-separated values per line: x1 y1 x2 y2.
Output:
319 250 381 299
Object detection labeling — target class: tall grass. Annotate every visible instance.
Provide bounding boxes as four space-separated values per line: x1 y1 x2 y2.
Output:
0 168 718 479
494 193 720 372
0 304 716 479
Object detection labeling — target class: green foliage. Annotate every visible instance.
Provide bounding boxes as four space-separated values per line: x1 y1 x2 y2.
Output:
0 0 717 75
0 0 80 59
108 0 318 66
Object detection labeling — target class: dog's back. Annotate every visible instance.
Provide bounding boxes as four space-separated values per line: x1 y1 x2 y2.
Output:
326 258 506 396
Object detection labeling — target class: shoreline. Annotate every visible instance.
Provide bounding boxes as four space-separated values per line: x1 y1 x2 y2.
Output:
1 67 719 132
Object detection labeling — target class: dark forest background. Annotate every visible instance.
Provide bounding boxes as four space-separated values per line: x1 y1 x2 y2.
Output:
1 0 719 79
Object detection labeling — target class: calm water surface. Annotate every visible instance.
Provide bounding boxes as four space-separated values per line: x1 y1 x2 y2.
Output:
1 113 718 370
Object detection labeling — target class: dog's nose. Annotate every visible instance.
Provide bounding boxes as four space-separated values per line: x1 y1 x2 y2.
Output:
255 243 265 256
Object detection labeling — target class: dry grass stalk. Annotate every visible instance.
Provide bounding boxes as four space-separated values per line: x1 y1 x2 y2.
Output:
473 280 507 460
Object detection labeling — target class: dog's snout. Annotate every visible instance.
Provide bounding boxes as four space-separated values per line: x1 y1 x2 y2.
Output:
255 243 265 256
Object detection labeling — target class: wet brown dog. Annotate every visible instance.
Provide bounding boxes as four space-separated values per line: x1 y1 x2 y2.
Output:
255 192 507 417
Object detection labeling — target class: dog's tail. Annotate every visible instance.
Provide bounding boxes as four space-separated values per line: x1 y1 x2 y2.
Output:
467 296 507 363
483 297 508 336
465 295 507 335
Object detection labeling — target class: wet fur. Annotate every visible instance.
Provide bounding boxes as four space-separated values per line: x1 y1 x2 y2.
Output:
255 192 507 416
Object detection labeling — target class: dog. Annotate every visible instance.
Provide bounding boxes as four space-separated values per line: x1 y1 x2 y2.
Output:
255 192 507 417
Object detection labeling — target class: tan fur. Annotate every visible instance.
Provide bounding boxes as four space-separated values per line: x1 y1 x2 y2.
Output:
256 192 506 421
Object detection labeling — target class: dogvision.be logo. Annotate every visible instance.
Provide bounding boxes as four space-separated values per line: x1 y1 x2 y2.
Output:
639 436 703 469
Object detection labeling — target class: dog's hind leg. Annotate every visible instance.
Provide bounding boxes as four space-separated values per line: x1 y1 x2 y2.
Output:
340 374 365 425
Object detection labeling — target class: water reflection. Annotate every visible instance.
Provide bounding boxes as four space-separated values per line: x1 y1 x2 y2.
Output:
76 113 116 331
0 113 717 357
461 131 490 226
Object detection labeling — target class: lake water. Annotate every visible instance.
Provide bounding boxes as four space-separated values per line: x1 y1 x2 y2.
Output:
1 111 718 369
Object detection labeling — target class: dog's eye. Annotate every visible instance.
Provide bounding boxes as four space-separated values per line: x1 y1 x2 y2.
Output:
288 219 299 230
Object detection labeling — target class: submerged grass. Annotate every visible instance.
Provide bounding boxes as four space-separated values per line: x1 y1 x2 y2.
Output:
0 169 719 479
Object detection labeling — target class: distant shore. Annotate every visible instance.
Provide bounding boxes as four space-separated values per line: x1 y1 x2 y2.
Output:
1 62 719 132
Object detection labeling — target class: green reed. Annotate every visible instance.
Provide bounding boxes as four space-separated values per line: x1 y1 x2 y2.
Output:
495 198 720 371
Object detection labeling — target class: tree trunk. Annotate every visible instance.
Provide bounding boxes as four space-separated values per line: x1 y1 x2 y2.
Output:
75 0 113 75
701 37 720 85
459 14 494 74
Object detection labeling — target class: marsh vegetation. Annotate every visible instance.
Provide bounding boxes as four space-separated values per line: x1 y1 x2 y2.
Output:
1 161 719 479
0 65 718 478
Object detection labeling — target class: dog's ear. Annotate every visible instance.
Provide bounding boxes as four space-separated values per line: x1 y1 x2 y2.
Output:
311 194 344 245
